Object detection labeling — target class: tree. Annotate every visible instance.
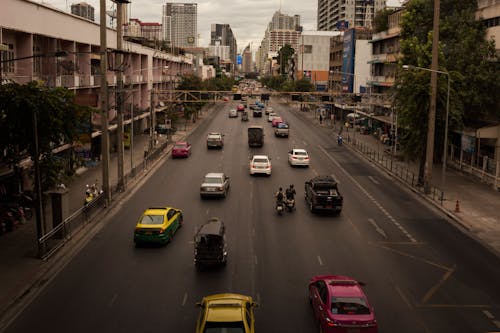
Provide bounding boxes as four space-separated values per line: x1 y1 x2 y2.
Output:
0 81 90 191
394 0 498 180
373 8 392 33
277 44 295 76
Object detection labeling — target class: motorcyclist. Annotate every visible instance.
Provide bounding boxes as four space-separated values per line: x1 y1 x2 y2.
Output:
275 187 285 206
337 135 343 145
285 184 296 200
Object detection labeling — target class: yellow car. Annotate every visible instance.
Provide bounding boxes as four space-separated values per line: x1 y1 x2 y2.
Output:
133 207 183 246
195 293 257 333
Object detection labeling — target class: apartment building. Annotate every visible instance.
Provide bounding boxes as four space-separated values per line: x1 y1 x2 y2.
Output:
477 0 500 57
0 0 192 154
318 0 386 31
162 3 198 48
241 44 253 74
124 19 162 41
71 2 95 22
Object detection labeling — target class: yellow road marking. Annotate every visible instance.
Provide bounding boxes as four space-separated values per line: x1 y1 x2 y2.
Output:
395 285 413 310
420 266 456 304
376 244 452 271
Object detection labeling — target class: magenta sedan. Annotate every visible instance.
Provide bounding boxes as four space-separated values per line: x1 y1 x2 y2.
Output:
172 141 191 158
308 275 378 333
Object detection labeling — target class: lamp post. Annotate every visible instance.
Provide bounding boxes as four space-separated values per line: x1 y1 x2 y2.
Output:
402 64 450 189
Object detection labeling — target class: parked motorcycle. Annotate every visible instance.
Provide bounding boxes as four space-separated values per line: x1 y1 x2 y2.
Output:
84 183 103 206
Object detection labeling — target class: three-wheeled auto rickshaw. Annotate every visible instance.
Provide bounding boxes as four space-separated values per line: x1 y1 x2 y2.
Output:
241 111 249 121
194 217 227 270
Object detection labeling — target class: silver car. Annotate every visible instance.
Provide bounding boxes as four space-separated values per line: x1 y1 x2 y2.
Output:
200 173 230 198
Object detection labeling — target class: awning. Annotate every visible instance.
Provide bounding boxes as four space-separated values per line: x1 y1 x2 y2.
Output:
476 125 499 139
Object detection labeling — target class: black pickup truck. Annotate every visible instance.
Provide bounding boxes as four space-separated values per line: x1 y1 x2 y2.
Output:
304 176 343 214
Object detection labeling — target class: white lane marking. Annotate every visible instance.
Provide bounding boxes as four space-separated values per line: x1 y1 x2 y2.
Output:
483 310 495 319
319 145 417 243
368 218 387 238
494 320 500 329
182 293 188 306
317 255 324 266
254 255 258 265
368 176 380 185
108 293 118 307
206 208 210 216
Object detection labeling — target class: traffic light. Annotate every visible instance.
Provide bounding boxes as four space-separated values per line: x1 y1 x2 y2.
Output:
233 94 241 100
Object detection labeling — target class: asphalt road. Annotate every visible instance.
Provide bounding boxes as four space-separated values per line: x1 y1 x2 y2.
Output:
5 100 500 333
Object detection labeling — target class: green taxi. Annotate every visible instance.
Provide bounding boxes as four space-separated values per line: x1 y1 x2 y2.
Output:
133 207 183 246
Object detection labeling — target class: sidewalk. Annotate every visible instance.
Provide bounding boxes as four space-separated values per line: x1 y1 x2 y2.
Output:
0 105 216 329
292 104 500 256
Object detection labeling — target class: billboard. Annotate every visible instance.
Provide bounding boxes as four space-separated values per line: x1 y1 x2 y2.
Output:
237 54 242 65
341 29 356 93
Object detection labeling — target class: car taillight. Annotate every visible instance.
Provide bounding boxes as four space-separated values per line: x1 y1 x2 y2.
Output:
325 317 338 327
292 156 297 159
304 156 309 160
218 186 224 190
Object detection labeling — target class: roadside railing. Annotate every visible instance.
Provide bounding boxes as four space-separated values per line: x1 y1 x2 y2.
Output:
348 138 446 205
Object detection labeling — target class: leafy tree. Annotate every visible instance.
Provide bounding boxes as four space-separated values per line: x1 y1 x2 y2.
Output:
373 9 392 33
0 81 90 191
394 0 498 181
294 78 315 92
176 75 205 122
277 44 295 76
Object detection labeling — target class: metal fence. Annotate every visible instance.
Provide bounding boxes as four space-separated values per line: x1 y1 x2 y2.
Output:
349 138 446 205
448 145 499 189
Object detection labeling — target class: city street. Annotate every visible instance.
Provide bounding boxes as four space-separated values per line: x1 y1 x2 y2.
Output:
4 100 500 333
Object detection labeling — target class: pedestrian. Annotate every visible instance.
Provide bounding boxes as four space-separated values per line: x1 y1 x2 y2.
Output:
330 114 335 127
319 114 323 124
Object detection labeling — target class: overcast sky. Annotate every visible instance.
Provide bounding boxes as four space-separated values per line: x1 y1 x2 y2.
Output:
39 0 404 53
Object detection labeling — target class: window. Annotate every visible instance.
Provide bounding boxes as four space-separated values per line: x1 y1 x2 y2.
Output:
1 43 15 73
139 214 164 225
167 209 176 220
304 45 312 54
330 297 370 315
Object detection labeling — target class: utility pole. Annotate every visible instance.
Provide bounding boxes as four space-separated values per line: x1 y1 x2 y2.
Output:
423 0 441 194
149 89 155 153
116 0 125 192
100 0 111 204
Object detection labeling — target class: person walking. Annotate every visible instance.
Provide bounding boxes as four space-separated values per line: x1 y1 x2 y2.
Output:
319 114 323 125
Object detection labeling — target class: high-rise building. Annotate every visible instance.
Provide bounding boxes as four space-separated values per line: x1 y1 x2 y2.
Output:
71 2 95 22
317 0 386 31
162 3 197 48
210 24 237 72
242 44 252 74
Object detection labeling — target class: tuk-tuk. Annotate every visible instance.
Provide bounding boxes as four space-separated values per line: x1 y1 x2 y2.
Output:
194 217 227 269
241 111 249 121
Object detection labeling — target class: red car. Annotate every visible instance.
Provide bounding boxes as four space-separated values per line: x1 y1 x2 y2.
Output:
308 275 378 333
237 104 245 112
271 117 283 127
172 141 191 158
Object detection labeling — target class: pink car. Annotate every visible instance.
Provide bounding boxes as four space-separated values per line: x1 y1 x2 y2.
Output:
308 275 378 333
172 141 191 158
271 116 283 127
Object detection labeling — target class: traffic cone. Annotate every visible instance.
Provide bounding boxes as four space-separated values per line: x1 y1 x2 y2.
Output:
455 200 460 213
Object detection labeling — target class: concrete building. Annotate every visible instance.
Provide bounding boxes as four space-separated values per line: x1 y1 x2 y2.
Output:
296 31 341 90
210 24 237 72
124 19 162 42
70 2 94 22
208 44 230 62
317 0 386 31
477 0 500 57
0 0 192 156
162 3 198 48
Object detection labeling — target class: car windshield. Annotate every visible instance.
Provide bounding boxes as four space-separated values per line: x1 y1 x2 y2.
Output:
208 136 220 140
331 297 370 315
174 144 186 149
277 123 288 128
254 158 269 163
204 321 245 333
139 214 164 225
295 151 307 156
204 177 222 184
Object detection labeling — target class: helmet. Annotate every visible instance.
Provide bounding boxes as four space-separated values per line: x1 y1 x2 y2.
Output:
279 187 283 191
290 184 294 189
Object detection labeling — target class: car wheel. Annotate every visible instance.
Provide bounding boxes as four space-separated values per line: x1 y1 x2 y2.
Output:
222 190 226 198
318 324 323 333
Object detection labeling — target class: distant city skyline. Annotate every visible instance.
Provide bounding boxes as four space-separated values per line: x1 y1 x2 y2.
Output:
37 0 404 53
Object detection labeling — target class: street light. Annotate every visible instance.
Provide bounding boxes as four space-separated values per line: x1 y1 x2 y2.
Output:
402 64 450 189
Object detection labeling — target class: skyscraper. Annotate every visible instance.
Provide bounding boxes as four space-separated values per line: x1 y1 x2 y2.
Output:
210 24 237 71
317 0 386 31
162 3 197 48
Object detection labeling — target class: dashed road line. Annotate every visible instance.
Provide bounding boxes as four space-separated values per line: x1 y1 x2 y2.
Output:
317 255 323 266
483 310 495 319
254 255 258 265
493 320 500 328
108 293 118 307
182 292 188 306
368 218 387 238
319 145 417 243
395 285 412 310
368 176 380 185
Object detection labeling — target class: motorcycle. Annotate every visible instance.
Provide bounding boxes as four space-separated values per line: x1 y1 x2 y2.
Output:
337 135 343 146
84 183 103 206
285 198 295 212
276 201 284 216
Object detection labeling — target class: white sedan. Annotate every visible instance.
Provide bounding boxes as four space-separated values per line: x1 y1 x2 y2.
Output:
288 149 310 167
249 155 272 175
